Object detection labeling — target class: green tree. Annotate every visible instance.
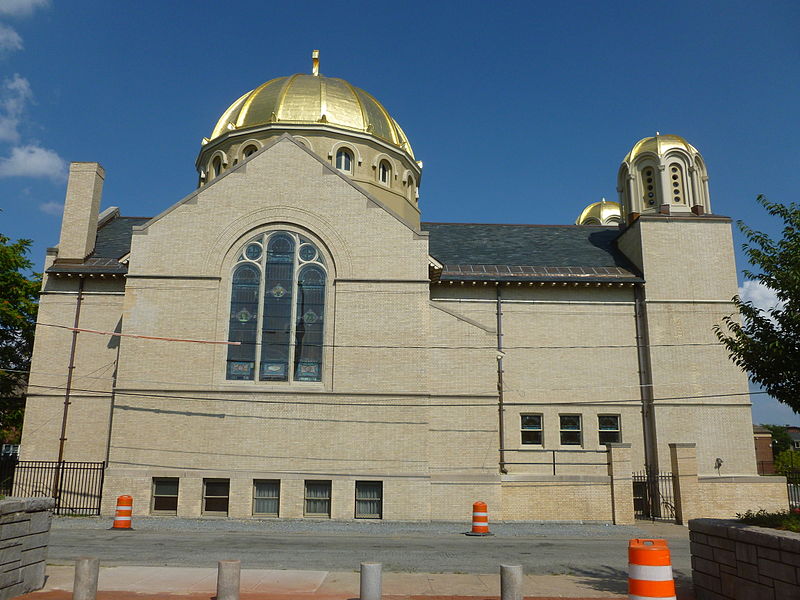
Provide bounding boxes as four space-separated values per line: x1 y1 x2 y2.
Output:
0 233 40 443
764 424 792 457
774 449 800 475
715 196 800 411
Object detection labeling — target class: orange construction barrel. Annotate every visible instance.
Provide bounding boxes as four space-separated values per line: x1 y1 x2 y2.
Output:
628 538 676 600
465 501 492 536
111 495 133 530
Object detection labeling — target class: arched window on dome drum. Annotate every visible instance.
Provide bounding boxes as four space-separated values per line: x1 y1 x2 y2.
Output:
243 145 258 158
212 156 222 178
379 160 391 185
407 175 415 201
336 149 353 173
226 231 327 382
639 164 659 208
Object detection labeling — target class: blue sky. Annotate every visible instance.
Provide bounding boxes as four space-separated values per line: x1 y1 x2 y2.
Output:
0 0 798 424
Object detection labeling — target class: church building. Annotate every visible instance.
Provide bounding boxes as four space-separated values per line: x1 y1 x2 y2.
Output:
19 53 785 521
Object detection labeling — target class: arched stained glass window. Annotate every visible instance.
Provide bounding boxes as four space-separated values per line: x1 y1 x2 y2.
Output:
226 231 327 382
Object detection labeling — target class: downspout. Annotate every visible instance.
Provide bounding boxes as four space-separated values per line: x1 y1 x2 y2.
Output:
55 276 85 509
633 283 658 471
496 284 508 474
104 319 123 465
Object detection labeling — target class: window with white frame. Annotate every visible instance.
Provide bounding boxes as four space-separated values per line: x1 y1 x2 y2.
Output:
559 414 582 446
520 414 543 445
253 479 280 516
598 415 621 444
378 160 391 185
355 481 382 519
336 148 353 173
304 480 331 517
226 231 327 382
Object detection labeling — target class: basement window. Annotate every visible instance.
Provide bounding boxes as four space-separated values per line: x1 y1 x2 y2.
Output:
355 481 382 519
203 479 230 516
304 480 331 517
152 477 179 514
253 479 280 516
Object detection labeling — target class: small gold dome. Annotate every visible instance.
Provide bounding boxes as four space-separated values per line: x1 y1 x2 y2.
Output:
623 133 699 163
575 198 622 225
210 73 414 157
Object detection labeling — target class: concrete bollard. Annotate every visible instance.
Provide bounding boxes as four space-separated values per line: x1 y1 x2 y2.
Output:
360 562 382 600
73 556 99 600
217 560 241 600
500 564 523 600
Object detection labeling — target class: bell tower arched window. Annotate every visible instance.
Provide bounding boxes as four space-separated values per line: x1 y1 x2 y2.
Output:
226 231 327 382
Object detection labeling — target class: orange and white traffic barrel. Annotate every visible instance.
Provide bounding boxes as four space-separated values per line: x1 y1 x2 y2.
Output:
465 501 492 536
628 538 676 600
111 495 133 530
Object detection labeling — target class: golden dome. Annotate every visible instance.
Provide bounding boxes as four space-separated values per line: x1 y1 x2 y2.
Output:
623 133 699 163
210 73 414 157
575 198 622 225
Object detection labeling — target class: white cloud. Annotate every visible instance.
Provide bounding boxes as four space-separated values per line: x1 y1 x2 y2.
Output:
740 280 784 317
0 0 50 18
0 73 32 142
38 200 62 216
0 144 66 179
0 23 22 54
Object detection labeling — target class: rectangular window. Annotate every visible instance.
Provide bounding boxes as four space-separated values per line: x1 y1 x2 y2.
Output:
253 479 280 516
152 477 179 514
304 480 331 517
203 479 230 515
598 415 621 445
559 414 582 446
355 481 383 519
520 414 543 445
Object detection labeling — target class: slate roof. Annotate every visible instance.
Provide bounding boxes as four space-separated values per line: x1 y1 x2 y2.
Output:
46 216 149 275
421 223 642 283
47 217 642 283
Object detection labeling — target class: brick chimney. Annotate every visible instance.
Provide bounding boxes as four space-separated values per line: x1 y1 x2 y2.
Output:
57 162 105 261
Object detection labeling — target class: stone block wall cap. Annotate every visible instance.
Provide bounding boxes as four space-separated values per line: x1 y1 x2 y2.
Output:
0 498 55 515
669 442 697 448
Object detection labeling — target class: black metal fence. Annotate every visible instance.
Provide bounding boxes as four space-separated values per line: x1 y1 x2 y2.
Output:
502 449 609 475
632 469 676 522
1 459 105 515
787 470 800 509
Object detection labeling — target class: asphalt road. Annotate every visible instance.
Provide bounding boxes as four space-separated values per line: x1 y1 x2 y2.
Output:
47 523 692 579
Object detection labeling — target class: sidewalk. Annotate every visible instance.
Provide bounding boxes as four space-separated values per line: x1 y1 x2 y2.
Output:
16 565 695 600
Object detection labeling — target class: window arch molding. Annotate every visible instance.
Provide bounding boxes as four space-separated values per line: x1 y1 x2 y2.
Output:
328 141 362 168
207 150 229 180
238 139 262 161
224 227 334 384
370 153 398 185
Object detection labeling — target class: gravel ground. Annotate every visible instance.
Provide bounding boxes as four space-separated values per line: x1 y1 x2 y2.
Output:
51 515 653 538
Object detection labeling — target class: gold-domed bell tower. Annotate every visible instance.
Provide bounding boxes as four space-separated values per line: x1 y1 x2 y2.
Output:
617 134 711 224
196 51 423 227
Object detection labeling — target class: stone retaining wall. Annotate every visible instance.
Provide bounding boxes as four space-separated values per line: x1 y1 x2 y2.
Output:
0 497 54 600
689 517 800 599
